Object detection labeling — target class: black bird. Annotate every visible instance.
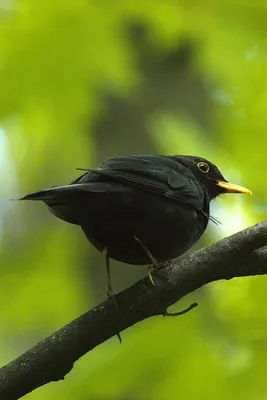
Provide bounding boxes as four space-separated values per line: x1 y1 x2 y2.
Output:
21 154 251 298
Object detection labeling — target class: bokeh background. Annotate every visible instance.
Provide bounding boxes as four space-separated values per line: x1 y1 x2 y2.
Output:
0 1 266 399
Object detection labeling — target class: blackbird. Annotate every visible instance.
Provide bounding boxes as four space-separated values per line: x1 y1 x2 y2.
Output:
21 154 251 298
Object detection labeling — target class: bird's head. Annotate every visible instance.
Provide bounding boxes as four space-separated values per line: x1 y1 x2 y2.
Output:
174 155 252 200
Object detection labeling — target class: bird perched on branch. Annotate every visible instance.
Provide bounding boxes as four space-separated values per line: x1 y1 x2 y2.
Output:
21 154 251 300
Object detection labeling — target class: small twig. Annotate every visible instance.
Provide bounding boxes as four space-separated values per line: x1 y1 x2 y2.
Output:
162 302 199 317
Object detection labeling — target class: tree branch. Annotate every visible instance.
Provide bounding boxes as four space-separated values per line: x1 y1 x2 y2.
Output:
1 221 267 400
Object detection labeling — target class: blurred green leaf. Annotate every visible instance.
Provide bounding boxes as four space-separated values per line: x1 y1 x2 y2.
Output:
1 1 267 399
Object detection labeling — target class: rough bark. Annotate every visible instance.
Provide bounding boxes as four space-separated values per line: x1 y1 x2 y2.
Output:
1 221 267 400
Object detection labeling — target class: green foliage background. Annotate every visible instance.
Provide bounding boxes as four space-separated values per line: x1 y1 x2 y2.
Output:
0 1 267 399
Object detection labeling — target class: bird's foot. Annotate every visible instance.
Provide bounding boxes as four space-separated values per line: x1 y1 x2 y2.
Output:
162 302 198 317
134 234 161 286
148 265 156 286
116 332 122 344
106 287 118 308
106 288 122 344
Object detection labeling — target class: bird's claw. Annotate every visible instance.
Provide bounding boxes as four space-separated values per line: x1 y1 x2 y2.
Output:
106 288 122 343
148 265 156 286
106 287 118 308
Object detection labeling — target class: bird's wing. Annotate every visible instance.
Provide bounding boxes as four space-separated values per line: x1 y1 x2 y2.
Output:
77 155 205 210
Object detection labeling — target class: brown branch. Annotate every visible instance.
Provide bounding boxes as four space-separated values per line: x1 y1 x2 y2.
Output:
1 221 267 400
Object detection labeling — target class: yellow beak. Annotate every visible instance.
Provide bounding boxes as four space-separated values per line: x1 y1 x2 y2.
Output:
216 180 252 195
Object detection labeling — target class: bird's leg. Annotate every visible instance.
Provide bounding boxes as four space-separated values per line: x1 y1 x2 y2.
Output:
134 235 160 286
103 246 116 305
103 247 122 344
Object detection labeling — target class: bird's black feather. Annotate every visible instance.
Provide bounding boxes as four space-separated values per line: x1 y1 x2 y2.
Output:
20 154 244 265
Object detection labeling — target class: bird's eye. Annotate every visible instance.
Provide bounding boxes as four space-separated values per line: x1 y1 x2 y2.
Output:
197 162 209 173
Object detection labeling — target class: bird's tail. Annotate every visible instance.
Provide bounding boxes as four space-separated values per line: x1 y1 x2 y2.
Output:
20 189 53 201
20 186 67 201
19 185 87 225
19 184 92 201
